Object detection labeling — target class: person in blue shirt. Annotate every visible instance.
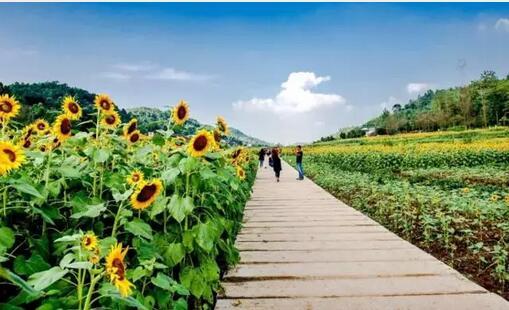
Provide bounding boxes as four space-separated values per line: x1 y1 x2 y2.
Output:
295 145 304 180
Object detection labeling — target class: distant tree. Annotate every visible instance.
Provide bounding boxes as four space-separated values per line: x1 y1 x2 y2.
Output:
392 104 402 113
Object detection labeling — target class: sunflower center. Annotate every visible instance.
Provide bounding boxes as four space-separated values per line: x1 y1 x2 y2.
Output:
23 140 31 148
177 106 187 120
37 123 46 130
232 149 241 159
0 101 12 113
112 258 125 280
85 237 91 246
68 102 79 114
106 115 116 125
129 133 139 143
127 122 137 134
214 131 221 143
100 100 111 110
193 135 208 152
132 174 140 182
60 118 72 135
136 184 157 203
3 149 16 162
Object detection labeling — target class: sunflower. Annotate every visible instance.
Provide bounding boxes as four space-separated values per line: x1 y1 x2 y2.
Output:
216 116 229 135
130 179 163 210
123 119 138 137
33 119 50 134
127 130 141 144
89 248 101 264
236 166 246 180
101 110 121 129
187 129 214 157
94 94 115 114
171 100 189 126
60 95 82 120
105 242 135 297
81 232 98 251
21 139 31 149
0 94 20 121
0 141 25 175
21 125 34 141
53 114 73 141
213 129 222 145
126 170 144 186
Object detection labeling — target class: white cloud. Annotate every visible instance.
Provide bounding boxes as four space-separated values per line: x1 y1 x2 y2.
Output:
407 83 430 95
495 18 509 32
99 72 131 80
114 62 156 72
233 72 345 115
145 68 213 81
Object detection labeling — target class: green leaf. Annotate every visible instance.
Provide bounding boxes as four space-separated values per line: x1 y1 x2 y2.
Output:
180 267 204 298
11 183 43 199
161 168 180 184
112 189 133 202
58 166 82 178
13 254 51 276
71 203 106 219
173 298 188 310
0 227 15 253
152 133 165 146
27 267 68 291
125 219 153 240
64 262 92 270
93 149 110 163
151 272 172 290
54 233 82 243
168 195 185 223
0 267 40 296
194 222 216 252
150 196 167 219
130 266 147 283
163 243 185 267
182 196 194 214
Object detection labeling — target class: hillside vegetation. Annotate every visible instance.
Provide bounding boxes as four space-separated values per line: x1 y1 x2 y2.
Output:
319 71 509 142
0 82 267 146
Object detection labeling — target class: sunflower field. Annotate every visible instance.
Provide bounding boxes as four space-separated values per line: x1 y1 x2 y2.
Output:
0 94 256 309
284 128 509 299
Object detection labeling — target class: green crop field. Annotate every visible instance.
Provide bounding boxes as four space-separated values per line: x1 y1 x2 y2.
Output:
285 128 509 299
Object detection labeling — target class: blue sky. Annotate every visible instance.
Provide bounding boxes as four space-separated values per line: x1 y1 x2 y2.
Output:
1 3 509 144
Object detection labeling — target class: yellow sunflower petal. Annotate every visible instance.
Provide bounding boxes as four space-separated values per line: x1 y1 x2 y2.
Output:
94 94 115 114
61 95 82 120
130 179 163 210
187 129 214 157
101 110 121 129
0 141 25 175
0 94 21 121
171 100 190 126
53 114 73 141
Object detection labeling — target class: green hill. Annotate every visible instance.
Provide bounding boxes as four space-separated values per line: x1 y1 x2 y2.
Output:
316 71 509 142
0 81 268 146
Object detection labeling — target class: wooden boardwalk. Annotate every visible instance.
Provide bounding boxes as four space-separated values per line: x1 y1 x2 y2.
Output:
216 161 509 309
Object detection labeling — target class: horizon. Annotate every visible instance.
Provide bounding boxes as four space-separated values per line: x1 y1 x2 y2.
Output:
1 3 509 144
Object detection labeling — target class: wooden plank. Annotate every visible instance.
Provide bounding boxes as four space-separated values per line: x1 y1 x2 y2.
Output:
238 249 437 263
217 161 509 309
216 294 509 310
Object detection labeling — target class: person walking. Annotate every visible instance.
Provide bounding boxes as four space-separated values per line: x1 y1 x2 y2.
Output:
258 148 265 169
295 145 304 180
271 147 282 182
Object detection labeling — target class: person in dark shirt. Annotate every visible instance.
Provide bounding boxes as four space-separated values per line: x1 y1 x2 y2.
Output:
295 145 304 180
258 148 265 168
271 147 282 182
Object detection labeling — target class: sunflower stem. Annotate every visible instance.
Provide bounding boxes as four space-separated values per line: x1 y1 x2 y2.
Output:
83 271 101 310
2 186 7 217
111 201 124 237
44 149 53 189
